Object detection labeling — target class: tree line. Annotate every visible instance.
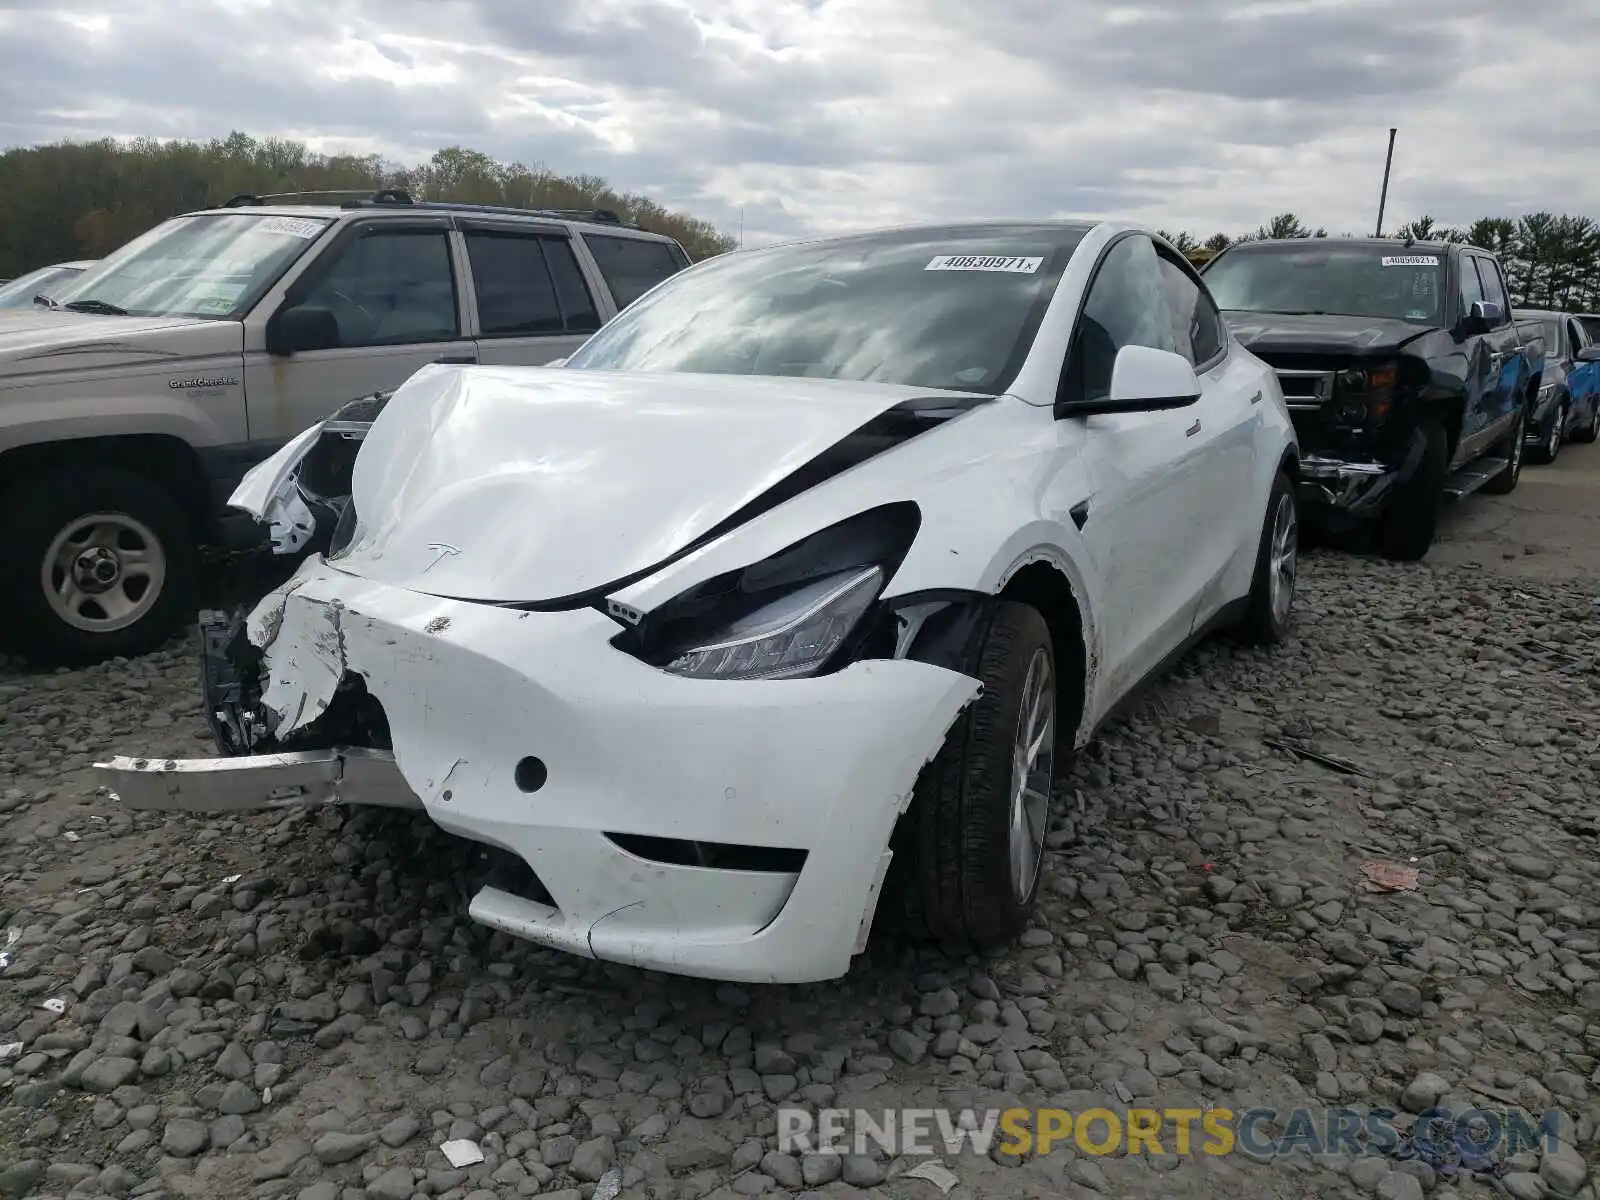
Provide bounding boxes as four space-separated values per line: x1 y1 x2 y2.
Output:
1162 212 1600 311
4 134 1595 312
0 132 740 277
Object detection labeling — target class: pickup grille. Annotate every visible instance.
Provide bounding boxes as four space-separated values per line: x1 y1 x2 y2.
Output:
1275 369 1335 407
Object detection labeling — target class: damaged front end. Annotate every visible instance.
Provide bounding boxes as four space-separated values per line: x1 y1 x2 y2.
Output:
230 390 392 558
1267 357 1431 525
91 366 1029 981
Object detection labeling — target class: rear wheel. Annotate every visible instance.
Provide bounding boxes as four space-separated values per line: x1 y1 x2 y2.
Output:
1527 397 1566 465
881 601 1062 946
1373 420 1448 561
1481 406 1527 495
1235 470 1298 645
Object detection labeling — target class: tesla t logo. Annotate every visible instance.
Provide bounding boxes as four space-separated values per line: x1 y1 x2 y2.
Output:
422 543 461 573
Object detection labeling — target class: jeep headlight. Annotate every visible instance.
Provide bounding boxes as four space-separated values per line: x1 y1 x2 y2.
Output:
616 502 919 682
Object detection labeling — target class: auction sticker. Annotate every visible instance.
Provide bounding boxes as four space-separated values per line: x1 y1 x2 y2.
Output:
1381 255 1439 267
926 254 1042 273
256 216 326 240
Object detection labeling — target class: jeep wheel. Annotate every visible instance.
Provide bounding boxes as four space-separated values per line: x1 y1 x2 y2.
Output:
0 468 198 665
1373 420 1448 561
1527 399 1566 465
881 601 1062 947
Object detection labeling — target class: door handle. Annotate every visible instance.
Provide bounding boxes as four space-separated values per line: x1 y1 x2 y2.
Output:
1487 352 1504 370
433 354 475 365
1249 390 1262 405
1186 419 1202 437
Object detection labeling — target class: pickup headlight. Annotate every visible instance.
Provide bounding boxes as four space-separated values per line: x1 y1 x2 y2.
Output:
665 565 882 680
1337 363 1398 393
616 502 920 682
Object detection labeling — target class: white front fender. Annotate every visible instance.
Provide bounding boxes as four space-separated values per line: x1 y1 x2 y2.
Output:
228 420 327 521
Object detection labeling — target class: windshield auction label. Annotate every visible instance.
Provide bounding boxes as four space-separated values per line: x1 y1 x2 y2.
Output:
925 255 1043 273
255 216 326 240
1381 256 1439 267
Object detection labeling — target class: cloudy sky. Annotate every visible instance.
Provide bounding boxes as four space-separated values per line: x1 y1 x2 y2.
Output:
2 0 1597 246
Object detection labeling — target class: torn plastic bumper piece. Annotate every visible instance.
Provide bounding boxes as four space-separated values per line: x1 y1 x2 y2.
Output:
1297 425 1427 518
92 558 981 983
96 747 421 813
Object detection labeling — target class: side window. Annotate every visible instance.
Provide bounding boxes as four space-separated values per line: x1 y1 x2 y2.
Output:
1156 254 1226 368
1062 235 1175 403
464 231 600 337
1457 254 1485 317
1568 318 1588 353
1475 257 1510 323
297 227 459 348
582 234 685 309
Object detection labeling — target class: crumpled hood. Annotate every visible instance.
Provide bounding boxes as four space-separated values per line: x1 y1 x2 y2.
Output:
1222 310 1431 359
0 309 229 376
332 364 984 603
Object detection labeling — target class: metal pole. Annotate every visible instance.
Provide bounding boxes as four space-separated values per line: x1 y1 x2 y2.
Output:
1374 128 1397 237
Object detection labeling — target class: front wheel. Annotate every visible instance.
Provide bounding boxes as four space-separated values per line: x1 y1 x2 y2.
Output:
1527 398 1566 465
881 601 1062 947
1571 400 1600 445
1373 420 1448 560
0 468 198 665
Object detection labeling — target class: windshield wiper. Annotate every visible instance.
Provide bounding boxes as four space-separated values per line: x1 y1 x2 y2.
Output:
61 298 129 316
32 294 57 309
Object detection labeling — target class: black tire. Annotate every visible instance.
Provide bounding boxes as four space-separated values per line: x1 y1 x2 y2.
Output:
1571 400 1600 445
1373 420 1449 561
1481 405 1527 495
1526 398 1565 465
0 468 198 666
1235 470 1297 646
881 601 1061 946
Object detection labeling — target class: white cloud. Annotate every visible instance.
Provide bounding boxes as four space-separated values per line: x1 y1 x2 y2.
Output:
1 0 1596 245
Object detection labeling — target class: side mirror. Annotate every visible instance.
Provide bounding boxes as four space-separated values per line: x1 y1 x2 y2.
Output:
1461 299 1502 336
1056 345 1201 419
1576 346 1600 364
266 305 340 356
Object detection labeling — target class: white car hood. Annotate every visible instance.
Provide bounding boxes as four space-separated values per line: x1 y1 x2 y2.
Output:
331 364 985 604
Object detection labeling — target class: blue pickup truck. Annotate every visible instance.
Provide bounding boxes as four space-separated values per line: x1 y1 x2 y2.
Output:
1200 238 1545 560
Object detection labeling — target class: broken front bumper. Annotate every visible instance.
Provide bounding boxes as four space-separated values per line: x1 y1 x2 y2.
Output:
1296 426 1427 517
94 559 979 984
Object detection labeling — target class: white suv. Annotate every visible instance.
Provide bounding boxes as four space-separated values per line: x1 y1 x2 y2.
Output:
0 189 692 663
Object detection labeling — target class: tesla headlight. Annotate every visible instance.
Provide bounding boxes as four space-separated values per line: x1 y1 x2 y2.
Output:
664 565 883 680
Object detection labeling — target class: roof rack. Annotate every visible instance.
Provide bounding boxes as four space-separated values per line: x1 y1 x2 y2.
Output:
221 189 395 208
338 195 635 228
218 188 641 229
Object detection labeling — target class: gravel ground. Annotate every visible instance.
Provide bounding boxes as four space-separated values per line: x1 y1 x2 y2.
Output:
2 551 1598 1200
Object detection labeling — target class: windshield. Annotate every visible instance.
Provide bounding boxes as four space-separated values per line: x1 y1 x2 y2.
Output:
49 212 333 320
1204 244 1443 324
565 225 1086 394
0 264 87 309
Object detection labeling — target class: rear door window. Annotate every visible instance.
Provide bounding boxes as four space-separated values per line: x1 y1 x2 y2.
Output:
465 230 601 336
582 234 687 309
